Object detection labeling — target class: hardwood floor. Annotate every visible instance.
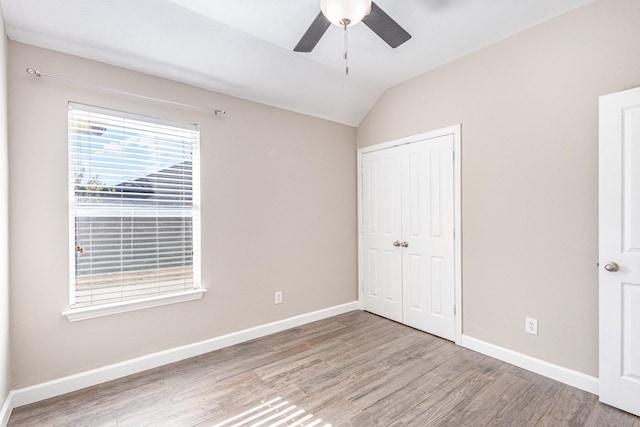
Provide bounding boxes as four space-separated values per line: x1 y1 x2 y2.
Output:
8 311 640 426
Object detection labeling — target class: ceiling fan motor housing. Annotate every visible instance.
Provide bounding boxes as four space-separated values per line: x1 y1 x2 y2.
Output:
320 0 372 27
294 1 410 53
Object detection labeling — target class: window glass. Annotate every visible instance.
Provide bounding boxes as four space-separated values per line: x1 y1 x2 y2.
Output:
68 103 201 309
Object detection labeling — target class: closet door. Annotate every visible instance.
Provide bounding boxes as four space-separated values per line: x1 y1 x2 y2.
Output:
401 135 455 340
361 148 403 322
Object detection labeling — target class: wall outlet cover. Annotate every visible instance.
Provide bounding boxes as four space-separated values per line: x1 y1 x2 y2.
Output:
525 317 538 335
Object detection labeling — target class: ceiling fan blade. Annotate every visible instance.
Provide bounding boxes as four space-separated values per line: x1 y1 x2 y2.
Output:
294 12 331 52
363 2 412 48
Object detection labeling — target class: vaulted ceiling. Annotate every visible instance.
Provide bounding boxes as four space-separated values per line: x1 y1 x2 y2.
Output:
1 0 593 126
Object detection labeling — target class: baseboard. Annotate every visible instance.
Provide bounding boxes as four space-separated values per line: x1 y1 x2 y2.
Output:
9 301 360 411
460 335 599 395
0 391 13 427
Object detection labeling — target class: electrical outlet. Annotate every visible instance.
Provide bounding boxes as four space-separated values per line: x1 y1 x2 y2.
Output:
525 317 538 335
274 291 283 305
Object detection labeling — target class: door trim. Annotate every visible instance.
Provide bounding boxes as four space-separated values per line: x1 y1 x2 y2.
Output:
357 124 462 344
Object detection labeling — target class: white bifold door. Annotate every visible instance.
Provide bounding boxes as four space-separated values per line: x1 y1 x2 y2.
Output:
361 134 455 341
599 87 640 417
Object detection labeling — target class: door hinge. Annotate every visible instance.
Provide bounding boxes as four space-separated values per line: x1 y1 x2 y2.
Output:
454 305 456 315
453 227 455 238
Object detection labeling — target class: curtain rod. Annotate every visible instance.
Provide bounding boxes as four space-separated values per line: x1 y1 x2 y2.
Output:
25 68 226 116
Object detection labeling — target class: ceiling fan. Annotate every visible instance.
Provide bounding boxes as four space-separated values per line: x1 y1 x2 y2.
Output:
294 0 411 53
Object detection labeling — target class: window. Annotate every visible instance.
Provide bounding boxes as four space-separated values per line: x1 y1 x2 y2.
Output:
64 103 203 321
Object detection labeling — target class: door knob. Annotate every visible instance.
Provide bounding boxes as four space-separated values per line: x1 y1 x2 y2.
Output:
604 262 620 272
401 241 409 248
393 241 401 247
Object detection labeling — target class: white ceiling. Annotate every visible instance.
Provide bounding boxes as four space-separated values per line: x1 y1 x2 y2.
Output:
1 0 593 126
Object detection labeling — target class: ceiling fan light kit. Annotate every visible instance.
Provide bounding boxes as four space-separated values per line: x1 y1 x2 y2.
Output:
320 0 372 27
295 0 412 75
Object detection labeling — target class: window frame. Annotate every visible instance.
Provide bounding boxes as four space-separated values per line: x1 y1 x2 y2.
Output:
63 102 205 322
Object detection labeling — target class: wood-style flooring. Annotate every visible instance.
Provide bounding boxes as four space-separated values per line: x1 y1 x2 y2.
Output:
8 311 640 426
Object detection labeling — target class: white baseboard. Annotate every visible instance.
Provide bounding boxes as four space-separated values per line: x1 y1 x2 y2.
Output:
8 301 360 412
0 391 13 427
460 335 599 395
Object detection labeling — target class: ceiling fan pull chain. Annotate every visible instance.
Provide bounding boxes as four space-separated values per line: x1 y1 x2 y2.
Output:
343 20 349 75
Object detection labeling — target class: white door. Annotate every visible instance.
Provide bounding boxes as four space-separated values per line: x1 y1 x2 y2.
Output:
401 136 455 340
361 148 403 322
599 87 640 417
361 134 455 340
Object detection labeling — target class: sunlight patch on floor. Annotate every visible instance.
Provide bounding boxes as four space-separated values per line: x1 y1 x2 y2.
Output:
212 397 331 427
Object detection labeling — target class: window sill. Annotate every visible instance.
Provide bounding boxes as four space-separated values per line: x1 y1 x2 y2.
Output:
62 289 206 322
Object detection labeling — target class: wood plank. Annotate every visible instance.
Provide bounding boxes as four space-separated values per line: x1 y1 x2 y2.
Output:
535 385 599 426
583 401 640 427
352 371 447 426
390 356 509 426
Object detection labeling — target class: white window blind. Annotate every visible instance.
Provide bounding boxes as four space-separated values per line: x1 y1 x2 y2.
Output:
68 102 201 309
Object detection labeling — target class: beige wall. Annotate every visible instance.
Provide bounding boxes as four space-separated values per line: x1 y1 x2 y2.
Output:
0 5 10 402
358 0 640 377
8 42 357 388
